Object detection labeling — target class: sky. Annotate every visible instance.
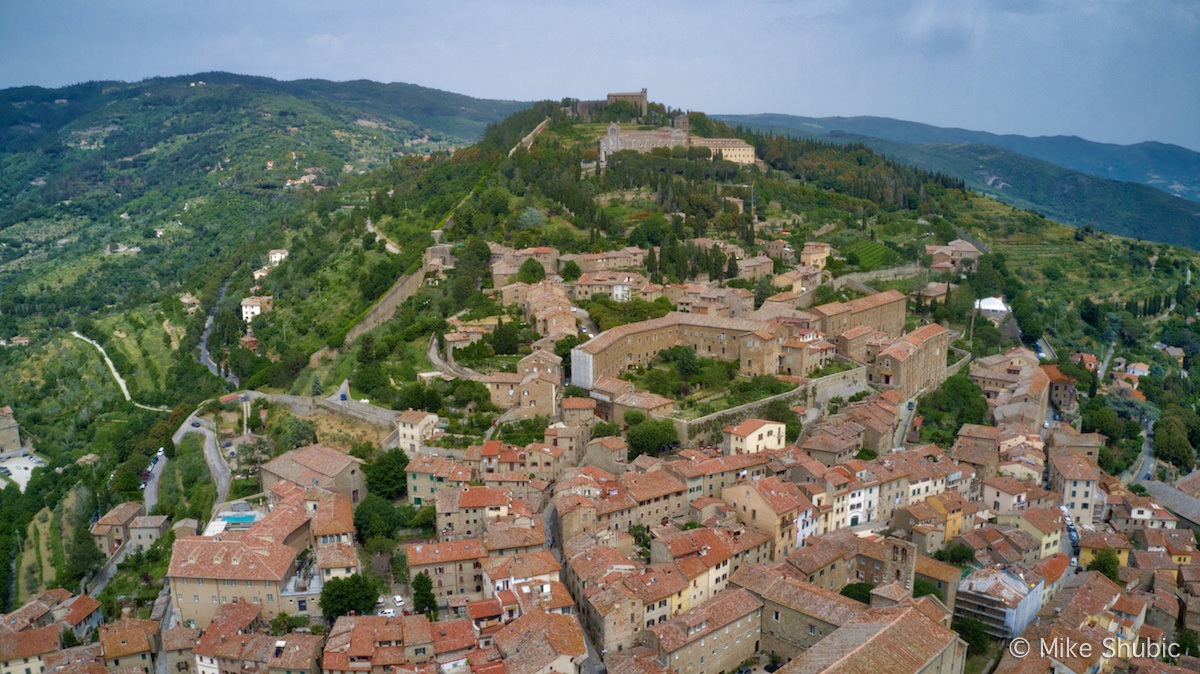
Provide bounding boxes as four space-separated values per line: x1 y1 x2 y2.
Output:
2 0 1197 150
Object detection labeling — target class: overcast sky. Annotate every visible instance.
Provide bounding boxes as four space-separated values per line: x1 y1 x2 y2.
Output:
2 0 1197 150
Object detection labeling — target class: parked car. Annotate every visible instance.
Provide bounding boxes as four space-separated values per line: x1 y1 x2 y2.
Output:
222 441 232 448
1069 557 1078 567
907 401 915 411
229 450 237 459
156 447 165 456
340 393 347 401
378 608 396 618
190 421 200 428
393 595 405 606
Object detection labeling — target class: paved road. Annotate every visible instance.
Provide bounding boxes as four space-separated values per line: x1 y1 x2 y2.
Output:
427 336 484 380
172 415 230 511
1097 342 1116 382
70 331 170 412
1123 420 1157 485
366 218 401 254
87 544 128 598
893 397 919 448
144 456 166 513
573 307 601 339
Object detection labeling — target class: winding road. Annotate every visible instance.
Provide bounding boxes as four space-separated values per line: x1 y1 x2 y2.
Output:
171 414 231 512
70 331 170 412
366 218 401 254
199 281 240 387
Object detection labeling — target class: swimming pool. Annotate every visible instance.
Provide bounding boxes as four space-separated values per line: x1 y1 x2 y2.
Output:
223 514 256 524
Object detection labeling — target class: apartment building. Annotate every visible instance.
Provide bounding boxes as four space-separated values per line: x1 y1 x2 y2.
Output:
168 536 309 628
721 477 814 561
729 563 865 660
642 588 762 674
407 455 472 506
396 409 439 454
404 539 488 604
722 419 786 455
1049 450 1100 525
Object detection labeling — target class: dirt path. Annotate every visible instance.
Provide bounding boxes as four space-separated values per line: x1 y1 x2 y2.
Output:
70 331 170 412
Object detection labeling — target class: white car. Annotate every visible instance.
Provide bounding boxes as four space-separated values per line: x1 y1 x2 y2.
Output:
393 595 405 606
378 608 396 618
157 447 165 456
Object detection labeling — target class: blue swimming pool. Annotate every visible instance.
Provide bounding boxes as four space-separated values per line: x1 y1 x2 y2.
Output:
223 514 256 524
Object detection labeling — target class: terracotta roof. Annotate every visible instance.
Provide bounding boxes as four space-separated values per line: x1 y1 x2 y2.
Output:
619 470 686 503
399 409 437 424
262 444 363 488
168 536 296 581
481 550 561 581
724 418 784 438
731 564 864 625
96 501 143 527
494 612 586 674
783 604 959 674
0 624 59 662
562 397 597 410
649 588 762 653
61 594 102 627
316 542 360 570
162 626 201 652
1078 531 1132 550
406 539 485 567
431 618 477 655
99 617 159 660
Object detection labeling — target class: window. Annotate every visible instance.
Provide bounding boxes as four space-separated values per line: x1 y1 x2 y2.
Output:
773 611 780 621
809 624 815 635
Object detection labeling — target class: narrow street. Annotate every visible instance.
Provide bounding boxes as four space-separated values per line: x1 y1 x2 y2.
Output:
144 456 166 513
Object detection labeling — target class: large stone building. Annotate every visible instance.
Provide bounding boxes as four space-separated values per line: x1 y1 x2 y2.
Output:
607 88 648 116
260 444 367 504
807 289 907 339
641 588 762 674
730 564 866 661
864 323 951 399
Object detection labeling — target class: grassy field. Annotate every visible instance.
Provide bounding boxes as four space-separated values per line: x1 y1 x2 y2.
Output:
96 305 180 396
841 239 901 271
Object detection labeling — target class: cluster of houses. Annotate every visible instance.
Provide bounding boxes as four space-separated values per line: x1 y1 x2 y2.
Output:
17 220 1200 674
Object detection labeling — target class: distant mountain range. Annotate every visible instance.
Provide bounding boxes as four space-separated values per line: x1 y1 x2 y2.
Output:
717 113 1200 249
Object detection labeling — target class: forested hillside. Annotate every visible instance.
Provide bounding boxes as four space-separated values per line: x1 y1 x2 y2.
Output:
719 114 1200 250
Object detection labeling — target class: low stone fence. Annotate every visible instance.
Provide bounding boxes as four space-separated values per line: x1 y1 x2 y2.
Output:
669 365 869 445
249 392 399 429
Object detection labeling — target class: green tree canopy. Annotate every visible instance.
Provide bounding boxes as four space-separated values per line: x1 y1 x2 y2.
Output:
626 419 679 458
840 582 874 604
412 571 439 620
951 617 992 656
1085 548 1121 582
516 258 546 284
364 449 410 501
320 574 379 620
560 260 581 283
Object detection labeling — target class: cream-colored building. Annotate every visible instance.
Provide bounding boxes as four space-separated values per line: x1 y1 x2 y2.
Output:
722 419 786 455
